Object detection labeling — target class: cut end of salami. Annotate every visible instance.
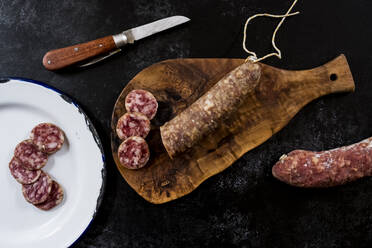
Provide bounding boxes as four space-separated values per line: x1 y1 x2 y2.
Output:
125 89 158 120
22 171 52 204
118 136 150 170
35 181 64 210
9 157 41 184
116 112 150 140
31 123 65 154
14 140 48 170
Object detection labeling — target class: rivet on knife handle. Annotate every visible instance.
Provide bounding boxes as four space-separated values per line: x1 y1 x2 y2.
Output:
42 35 120 71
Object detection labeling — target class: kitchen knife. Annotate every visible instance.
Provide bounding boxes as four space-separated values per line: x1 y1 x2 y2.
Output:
42 15 190 71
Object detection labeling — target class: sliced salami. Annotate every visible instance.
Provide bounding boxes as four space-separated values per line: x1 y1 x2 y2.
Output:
125 89 158 120
30 123 65 154
35 181 64 210
22 171 52 204
116 112 151 140
9 157 41 184
14 140 48 170
118 136 150 169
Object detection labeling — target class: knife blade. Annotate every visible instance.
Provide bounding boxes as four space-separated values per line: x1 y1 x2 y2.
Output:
42 16 190 71
122 15 190 44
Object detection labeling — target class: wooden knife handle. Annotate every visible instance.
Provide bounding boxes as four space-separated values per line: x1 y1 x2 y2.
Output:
42 35 117 71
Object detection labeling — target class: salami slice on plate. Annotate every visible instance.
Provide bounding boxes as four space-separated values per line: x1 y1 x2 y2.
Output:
31 123 65 154
14 140 48 170
116 112 151 140
22 171 52 204
9 157 41 184
125 89 158 120
35 181 64 210
118 136 150 169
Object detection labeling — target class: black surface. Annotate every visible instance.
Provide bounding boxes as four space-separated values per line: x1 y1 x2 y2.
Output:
1 0 372 247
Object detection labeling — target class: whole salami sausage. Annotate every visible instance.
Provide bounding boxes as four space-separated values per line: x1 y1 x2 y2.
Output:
31 123 65 154
9 157 41 184
272 137 372 187
22 171 52 204
118 136 150 169
160 62 261 158
125 89 158 120
14 140 48 170
35 181 64 210
116 112 151 140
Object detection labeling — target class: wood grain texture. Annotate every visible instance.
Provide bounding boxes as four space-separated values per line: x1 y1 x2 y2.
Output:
42 36 116 70
111 55 355 204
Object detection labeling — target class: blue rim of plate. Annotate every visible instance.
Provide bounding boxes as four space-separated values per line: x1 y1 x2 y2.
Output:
0 77 106 247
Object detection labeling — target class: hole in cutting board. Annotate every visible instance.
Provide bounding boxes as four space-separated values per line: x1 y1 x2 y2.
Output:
330 73 338 81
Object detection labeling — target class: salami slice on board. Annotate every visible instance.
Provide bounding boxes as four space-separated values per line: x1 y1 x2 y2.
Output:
35 181 64 210
118 136 150 169
116 112 151 140
31 123 65 154
14 140 48 170
160 62 261 158
9 157 41 185
125 90 158 120
22 171 52 204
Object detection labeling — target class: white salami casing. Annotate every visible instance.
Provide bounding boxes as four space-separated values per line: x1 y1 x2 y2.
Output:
125 89 158 120
14 140 48 170
9 157 41 184
22 171 52 204
118 136 150 170
31 123 65 154
160 62 261 158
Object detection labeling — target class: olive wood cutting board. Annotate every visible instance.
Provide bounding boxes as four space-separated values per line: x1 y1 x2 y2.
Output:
111 54 355 204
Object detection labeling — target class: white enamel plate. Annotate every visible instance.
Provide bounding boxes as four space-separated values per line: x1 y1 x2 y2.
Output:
0 78 105 248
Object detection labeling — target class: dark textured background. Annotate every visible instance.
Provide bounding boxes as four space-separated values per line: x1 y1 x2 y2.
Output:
1 0 372 247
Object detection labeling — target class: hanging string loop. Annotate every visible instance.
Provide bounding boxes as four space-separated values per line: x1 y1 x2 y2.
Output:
243 0 300 63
